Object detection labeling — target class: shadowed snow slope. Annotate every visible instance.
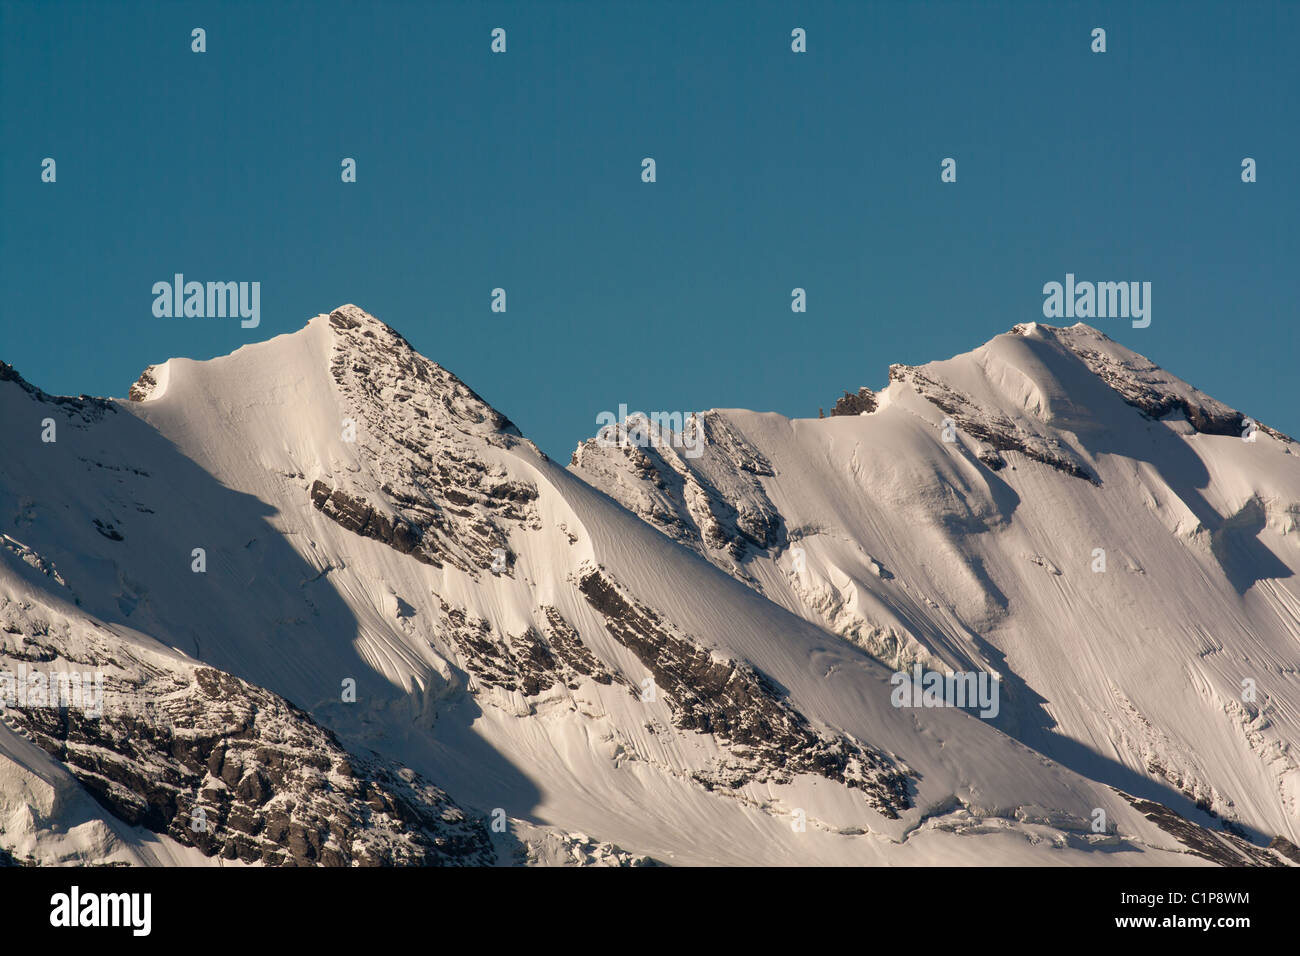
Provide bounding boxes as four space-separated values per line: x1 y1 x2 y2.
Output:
1 308 1294 865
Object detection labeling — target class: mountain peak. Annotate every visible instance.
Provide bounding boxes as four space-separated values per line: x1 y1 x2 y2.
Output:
1008 320 1108 339
326 303 412 346
321 304 522 440
896 320 1291 449
307 305 543 572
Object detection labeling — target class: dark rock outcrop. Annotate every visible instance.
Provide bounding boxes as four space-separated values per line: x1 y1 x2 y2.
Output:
577 567 911 817
1043 325 1293 441
1268 835 1300 865
890 364 1099 483
439 599 623 697
831 387 878 417
570 410 783 566
0 605 495 866
309 480 432 563
1119 793 1287 867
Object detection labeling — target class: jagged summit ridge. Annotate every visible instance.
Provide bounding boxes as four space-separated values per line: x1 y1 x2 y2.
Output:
124 304 545 575
324 304 524 442
1 361 116 424
1027 322 1292 442
570 409 782 568
823 322 1286 449
308 305 542 573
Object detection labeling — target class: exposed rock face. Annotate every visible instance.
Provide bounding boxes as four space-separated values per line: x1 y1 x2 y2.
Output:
1 600 495 867
539 606 622 688
1038 324 1293 441
577 568 911 817
309 480 429 563
438 599 623 697
1 591 665 869
1119 793 1287 867
0 846 25 867
1268 835 1300 865
890 363 1099 483
510 826 664 867
0 535 67 588
127 366 160 402
309 306 541 573
831 387 877 416
570 410 783 567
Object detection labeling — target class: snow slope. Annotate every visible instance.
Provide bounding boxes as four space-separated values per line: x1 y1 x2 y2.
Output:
1 309 1293 865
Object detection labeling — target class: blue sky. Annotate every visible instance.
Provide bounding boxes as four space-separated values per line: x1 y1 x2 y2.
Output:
2 0 1296 460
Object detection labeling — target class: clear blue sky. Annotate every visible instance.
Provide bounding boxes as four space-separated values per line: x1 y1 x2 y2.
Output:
3 0 1296 460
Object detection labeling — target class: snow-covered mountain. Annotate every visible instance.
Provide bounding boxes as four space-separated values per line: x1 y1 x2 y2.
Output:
2 306 1295 866
572 321 1300 854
